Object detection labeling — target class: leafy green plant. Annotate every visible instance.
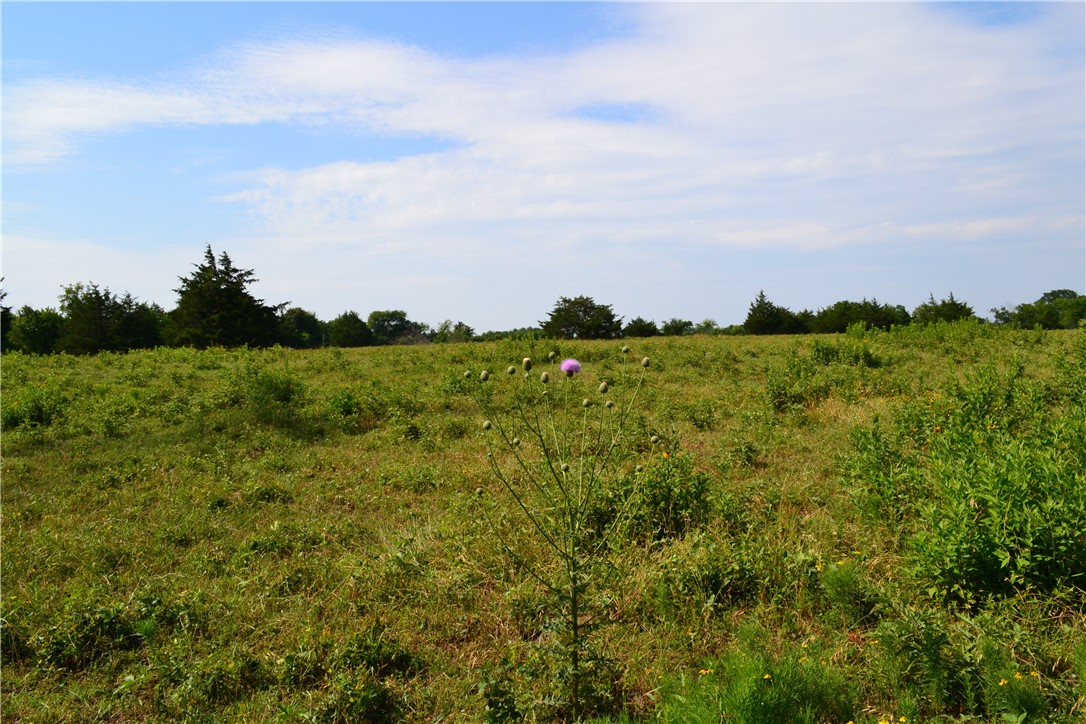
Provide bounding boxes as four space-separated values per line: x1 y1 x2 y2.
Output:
467 348 651 719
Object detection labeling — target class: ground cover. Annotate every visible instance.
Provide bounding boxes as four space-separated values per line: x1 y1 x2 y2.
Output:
2 323 1083 722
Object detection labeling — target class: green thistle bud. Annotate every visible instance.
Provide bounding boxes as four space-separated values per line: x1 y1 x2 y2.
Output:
548 351 557 361
512 437 521 447
598 381 609 394
561 463 570 472
480 370 490 381
635 465 643 473
605 400 614 409
483 420 492 430
641 357 650 368
583 399 591 407
463 370 471 379
650 435 660 444
540 372 550 383
522 357 533 371
507 366 517 375
622 345 630 354
475 487 484 496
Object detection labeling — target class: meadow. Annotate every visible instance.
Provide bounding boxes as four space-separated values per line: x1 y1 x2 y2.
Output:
2 322 1084 722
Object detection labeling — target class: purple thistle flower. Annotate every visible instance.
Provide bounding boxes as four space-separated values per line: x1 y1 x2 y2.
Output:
560 358 581 377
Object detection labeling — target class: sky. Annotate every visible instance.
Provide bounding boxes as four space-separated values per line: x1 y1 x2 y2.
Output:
3 1 1084 332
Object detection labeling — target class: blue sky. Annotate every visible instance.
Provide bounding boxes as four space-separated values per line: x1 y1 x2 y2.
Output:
3 2 1084 332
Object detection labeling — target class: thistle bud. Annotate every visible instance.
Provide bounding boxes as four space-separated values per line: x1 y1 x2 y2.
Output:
622 345 630 354
475 487 484 496
598 381 609 394
650 435 660 444
507 366 517 376
512 437 521 447
548 351 557 361
641 357 651 368
483 420 492 430
540 372 550 384
561 463 570 472
635 465 643 473
463 370 471 379
522 357 533 371
605 400 614 409
582 399 591 408
480 370 490 381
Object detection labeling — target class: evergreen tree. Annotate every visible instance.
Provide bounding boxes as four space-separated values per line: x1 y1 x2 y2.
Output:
540 296 622 339
622 317 659 338
912 292 976 325
9 305 64 354
810 298 910 333
743 291 806 335
0 281 12 352
168 246 280 348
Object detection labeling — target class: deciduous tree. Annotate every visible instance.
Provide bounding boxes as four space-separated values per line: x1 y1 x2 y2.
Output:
327 311 376 347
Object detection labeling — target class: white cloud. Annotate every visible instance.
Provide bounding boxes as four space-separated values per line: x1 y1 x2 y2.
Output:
3 3 1083 327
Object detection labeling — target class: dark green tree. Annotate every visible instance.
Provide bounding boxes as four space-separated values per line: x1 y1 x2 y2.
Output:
9 305 64 354
992 289 1086 329
55 283 164 354
540 296 622 339
743 291 806 335
0 280 11 351
912 292 976 325
168 246 280 348
622 317 659 338
279 307 326 348
432 320 475 343
57 283 119 354
367 309 428 345
114 293 166 350
327 311 376 347
810 298 911 333
661 318 694 336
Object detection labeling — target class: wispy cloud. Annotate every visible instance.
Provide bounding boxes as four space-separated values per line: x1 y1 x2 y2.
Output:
4 2 1082 326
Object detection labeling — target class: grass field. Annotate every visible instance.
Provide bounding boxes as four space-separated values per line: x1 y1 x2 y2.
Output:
2 322 1084 722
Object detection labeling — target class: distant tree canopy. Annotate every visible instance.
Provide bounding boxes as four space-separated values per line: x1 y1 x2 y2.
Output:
432 320 475 343
367 309 429 345
279 307 326 349
623 317 659 338
326 311 375 347
661 318 695 336
540 296 622 340
168 246 281 348
3 248 1081 355
912 293 976 325
743 291 806 335
57 283 166 354
992 289 1086 330
0 281 11 351
808 298 911 333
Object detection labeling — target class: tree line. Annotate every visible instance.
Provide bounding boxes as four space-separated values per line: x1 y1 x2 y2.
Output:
1 246 1083 355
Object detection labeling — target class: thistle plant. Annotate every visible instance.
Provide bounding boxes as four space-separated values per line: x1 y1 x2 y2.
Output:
466 347 652 719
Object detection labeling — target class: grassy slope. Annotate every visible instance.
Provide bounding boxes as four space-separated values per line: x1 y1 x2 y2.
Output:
2 324 1083 722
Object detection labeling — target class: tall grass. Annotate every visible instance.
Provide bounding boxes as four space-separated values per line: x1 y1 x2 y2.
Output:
2 325 1083 721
